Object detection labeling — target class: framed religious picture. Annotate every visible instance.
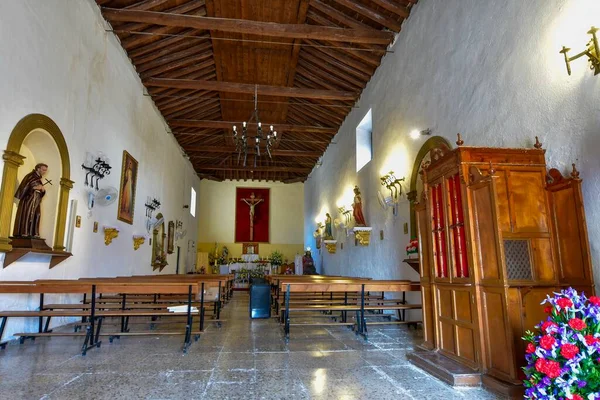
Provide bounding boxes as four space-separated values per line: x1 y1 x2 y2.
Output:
167 220 175 254
117 150 138 225
235 188 270 243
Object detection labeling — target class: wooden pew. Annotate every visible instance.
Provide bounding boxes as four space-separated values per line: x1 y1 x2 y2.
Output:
0 280 207 354
280 279 422 339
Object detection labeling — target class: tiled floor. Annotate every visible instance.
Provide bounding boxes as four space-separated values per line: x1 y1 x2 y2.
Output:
0 294 505 399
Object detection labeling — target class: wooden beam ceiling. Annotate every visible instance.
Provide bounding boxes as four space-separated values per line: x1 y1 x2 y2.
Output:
101 8 394 44
96 0 418 182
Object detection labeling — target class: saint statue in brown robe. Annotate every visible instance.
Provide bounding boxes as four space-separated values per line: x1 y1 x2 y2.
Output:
13 163 48 238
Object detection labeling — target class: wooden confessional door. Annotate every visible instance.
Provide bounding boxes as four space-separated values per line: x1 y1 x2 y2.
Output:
547 168 595 293
467 167 516 381
429 171 478 369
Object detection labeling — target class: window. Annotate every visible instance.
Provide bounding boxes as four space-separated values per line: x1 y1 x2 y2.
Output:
356 109 372 172
190 187 196 217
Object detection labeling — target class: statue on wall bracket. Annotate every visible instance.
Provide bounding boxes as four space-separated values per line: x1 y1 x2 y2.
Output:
11 162 52 250
352 186 367 226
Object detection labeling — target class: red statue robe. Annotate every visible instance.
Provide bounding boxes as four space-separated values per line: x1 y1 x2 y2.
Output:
13 170 45 238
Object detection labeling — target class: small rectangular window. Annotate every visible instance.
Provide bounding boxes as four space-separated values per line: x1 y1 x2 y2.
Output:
356 109 373 172
190 187 196 217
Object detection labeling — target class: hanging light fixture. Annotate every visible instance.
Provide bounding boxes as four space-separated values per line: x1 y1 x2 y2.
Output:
233 85 277 168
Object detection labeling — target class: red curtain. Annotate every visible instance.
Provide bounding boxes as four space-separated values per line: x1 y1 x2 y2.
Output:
235 188 270 243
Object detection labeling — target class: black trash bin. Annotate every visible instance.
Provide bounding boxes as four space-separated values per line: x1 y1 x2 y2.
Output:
249 278 271 319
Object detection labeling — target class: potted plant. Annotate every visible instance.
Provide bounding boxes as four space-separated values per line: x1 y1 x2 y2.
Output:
269 250 283 273
522 288 600 399
406 238 419 258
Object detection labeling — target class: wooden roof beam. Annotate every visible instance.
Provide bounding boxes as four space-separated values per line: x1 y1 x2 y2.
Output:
101 8 394 44
169 119 336 134
332 0 403 31
186 146 323 158
195 165 312 173
145 78 358 100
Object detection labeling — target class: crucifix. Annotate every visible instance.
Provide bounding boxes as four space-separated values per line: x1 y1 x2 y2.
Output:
241 192 264 241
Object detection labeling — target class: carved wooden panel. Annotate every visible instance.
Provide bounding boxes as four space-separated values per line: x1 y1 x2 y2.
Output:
431 183 448 278
471 183 502 282
509 171 549 233
491 169 512 232
482 289 512 378
547 174 593 286
420 284 435 349
531 238 556 282
456 326 476 363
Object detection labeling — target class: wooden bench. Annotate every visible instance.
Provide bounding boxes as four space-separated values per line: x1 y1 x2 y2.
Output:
280 280 422 339
0 279 210 354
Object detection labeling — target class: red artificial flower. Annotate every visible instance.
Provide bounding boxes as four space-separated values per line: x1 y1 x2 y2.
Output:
572 395 584 400
535 358 546 373
541 321 558 333
589 296 600 306
569 318 587 331
526 342 536 353
585 335 599 346
540 335 556 350
534 358 562 378
557 297 573 309
544 305 553 314
545 360 561 378
560 343 580 360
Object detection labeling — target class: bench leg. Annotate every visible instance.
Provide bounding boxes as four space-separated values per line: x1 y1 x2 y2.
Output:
81 325 93 356
43 315 52 333
38 293 44 333
183 285 193 354
94 317 103 347
0 317 7 349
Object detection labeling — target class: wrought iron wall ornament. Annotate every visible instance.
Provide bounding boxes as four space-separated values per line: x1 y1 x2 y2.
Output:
560 26 600 76
81 152 111 190
144 196 161 218
232 85 277 168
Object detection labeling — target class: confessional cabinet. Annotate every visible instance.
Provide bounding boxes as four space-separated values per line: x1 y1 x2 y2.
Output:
414 141 594 385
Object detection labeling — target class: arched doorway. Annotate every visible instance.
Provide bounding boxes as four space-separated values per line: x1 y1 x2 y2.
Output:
407 136 452 239
0 114 73 252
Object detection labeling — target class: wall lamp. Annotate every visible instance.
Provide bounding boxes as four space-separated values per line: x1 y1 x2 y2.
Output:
380 171 405 201
560 26 600 76
410 128 432 140
337 206 352 225
82 152 111 191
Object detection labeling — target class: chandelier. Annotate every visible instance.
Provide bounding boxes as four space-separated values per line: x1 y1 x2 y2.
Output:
232 86 277 168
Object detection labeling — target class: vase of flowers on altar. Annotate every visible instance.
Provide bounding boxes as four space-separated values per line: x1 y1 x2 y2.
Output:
522 288 600 399
406 239 419 258
269 250 283 273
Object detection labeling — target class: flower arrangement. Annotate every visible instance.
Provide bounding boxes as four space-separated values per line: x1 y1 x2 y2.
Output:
406 239 419 256
269 250 284 266
522 288 600 399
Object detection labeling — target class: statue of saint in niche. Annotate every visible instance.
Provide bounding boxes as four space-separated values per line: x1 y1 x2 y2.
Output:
324 213 333 239
13 163 49 238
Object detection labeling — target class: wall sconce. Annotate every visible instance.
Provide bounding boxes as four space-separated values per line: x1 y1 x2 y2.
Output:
145 196 161 218
380 171 405 201
104 226 119 246
410 128 432 140
337 206 352 225
560 26 600 76
82 152 112 191
133 235 145 251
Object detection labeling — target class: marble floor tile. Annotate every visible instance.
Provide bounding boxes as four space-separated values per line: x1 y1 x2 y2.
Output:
0 293 504 399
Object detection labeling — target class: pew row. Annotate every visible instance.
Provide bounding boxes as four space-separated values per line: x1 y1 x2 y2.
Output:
279 279 422 339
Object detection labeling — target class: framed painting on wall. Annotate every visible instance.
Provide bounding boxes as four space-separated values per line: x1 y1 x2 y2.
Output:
117 150 138 225
167 220 175 254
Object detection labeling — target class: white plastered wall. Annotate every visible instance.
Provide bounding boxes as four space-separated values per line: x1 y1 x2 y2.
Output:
305 0 600 292
0 0 200 338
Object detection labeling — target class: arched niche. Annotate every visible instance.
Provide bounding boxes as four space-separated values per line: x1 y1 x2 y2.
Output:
407 136 452 239
0 114 74 253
